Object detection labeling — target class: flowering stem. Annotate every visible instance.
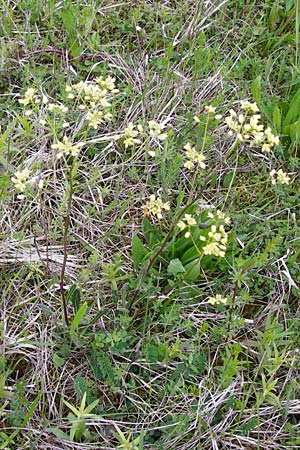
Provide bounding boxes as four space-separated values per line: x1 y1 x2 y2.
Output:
129 174 211 312
188 115 210 203
59 160 76 327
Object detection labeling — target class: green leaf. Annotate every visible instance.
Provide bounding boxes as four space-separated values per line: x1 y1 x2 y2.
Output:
223 172 235 188
53 353 65 368
272 105 282 132
70 39 81 58
283 87 300 127
0 391 41 449
84 398 100 415
285 118 300 142
251 75 261 104
61 8 76 35
210 171 217 188
142 218 162 246
46 427 71 441
66 284 81 313
132 234 148 269
70 302 88 338
167 258 186 276
181 245 200 264
63 399 80 417
183 259 200 281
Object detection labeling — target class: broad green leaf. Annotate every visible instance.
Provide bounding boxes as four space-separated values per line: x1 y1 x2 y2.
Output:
142 218 162 246
223 172 235 188
167 258 185 276
285 119 300 142
183 259 200 281
132 234 148 269
61 8 76 35
181 245 201 264
53 353 65 368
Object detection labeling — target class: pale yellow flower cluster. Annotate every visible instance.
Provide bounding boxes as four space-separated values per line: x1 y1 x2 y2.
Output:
225 101 279 152
51 136 85 159
18 88 40 106
204 105 222 120
203 224 228 258
207 294 227 305
95 75 119 92
183 142 206 170
19 87 70 117
177 214 201 238
270 169 290 185
86 110 112 129
142 195 170 220
121 122 143 148
11 168 44 199
148 121 167 141
116 121 167 151
11 168 31 192
65 76 118 129
47 103 68 113
207 209 231 225
193 106 222 123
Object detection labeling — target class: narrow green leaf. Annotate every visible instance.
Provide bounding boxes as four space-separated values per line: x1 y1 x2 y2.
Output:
272 105 282 132
65 284 81 313
63 399 80 417
70 302 88 337
283 86 300 127
84 398 100 415
0 391 41 449
46 427 71 441
251 75 261 104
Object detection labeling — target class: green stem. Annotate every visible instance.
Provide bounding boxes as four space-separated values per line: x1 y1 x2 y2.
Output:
59 159 75 327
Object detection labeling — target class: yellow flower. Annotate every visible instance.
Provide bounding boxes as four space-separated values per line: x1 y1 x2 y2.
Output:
86 110 105 129
177 214 198 238
262 143 271 153
51 136 85 158
270 169 290 185
148 121 167 140
208 294 227 305
203 222 228 257
48 103 68 113
123 122 141 148
177 220 187 231
205 105 216 114
142 194 170 220
240 100 259 112
184 214 197 226
18 88 39 106
184 142 206 170
184 160 195 170
11 168 31 192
